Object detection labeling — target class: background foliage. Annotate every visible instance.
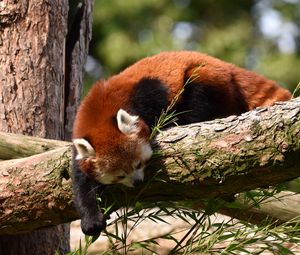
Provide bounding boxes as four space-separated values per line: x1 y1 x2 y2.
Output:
87 0 300 92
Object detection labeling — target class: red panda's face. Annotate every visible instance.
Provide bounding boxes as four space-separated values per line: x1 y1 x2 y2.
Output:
73 109 153 187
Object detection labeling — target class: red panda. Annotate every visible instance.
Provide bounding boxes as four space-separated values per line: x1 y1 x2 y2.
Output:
72 51 291 235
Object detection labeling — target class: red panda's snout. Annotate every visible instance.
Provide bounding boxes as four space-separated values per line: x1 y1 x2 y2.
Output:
73 109 153 187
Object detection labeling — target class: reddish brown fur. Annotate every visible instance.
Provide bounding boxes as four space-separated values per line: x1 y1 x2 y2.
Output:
73 81 151 177
73 51 291 235
74 51 291 152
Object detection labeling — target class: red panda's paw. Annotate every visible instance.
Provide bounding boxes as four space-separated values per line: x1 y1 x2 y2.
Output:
81 212 107 236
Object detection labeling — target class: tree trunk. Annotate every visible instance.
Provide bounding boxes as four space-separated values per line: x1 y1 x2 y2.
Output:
0 98 299 234
0 0 93 254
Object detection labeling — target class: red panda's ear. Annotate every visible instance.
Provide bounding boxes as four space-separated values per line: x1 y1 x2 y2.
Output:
73 138 96 160
117 109 139 134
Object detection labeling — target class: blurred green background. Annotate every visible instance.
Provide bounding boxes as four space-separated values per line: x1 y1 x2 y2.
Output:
85 0 300 93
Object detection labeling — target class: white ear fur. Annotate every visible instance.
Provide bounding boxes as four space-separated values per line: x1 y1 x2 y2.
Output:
117 109 139 134
73 138 95 160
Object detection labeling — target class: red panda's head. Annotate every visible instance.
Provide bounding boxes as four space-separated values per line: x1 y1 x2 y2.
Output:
73 83 153 187
73 109 152 187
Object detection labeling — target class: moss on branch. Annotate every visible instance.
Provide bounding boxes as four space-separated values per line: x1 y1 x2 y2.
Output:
0 98 300 234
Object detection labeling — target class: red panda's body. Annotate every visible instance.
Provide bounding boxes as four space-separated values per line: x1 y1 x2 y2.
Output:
72 51 291 236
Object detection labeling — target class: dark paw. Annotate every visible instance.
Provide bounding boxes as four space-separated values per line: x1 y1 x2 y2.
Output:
81 212 107 236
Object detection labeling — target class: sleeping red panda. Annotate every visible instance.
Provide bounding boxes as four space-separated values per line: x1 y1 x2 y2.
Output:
72 51 291 236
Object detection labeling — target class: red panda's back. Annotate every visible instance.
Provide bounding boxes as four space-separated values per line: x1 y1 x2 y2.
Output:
110 51 291 108
74 51 291 140
113 51 234 100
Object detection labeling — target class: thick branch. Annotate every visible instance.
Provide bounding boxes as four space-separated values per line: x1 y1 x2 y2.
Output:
0 146 77 235
0 98 300 234
143 98 300 201
0 132 68 160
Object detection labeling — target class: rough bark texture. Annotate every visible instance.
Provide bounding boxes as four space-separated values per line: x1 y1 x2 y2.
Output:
148 99 300 199
0 98 299 235
0 145 76 235
64 0 93 141
0 131 68 160
0 0 67 138
0 0 93 253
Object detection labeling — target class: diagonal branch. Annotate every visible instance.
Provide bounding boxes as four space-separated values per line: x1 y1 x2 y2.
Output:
0 98 299 235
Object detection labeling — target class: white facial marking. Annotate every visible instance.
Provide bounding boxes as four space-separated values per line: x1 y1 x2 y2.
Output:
140 143 153 161
117 109 139 134
73 138 95 160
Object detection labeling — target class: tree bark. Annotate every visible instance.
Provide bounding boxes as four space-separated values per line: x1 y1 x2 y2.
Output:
0 145 76 235
64 0 93 141
149 98 300 199
0 0 67 138
0 0 93 254
0 131 68 160
0 98 299 235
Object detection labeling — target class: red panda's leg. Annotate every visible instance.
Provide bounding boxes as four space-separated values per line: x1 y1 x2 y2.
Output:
72 151 106 236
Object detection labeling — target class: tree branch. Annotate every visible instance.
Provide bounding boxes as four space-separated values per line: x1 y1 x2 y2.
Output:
0 132 68 160
0 98 299 235
0 146 77 235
